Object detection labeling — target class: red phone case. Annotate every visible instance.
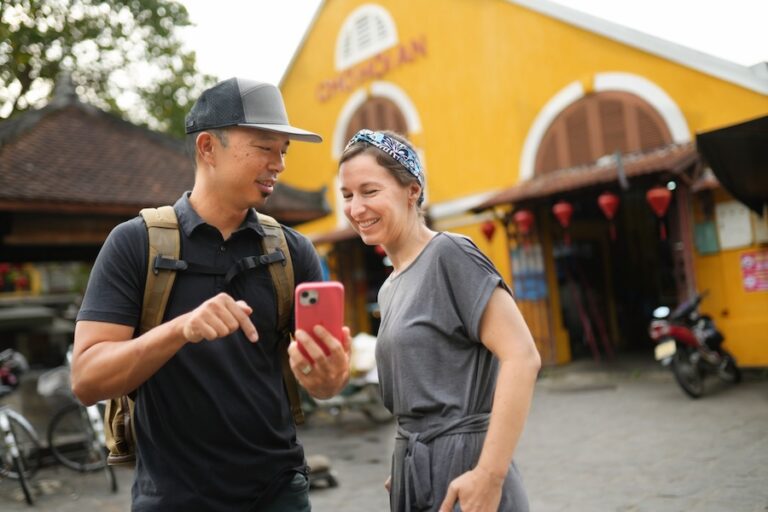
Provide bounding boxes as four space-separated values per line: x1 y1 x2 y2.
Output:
295 281 344 357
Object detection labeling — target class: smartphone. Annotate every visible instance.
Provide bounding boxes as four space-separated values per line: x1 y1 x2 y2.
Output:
295 281 344 357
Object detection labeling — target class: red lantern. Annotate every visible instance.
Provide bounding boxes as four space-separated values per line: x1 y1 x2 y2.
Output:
646 187 672 240
513 210 534 235
597 192 620 241
480 220 496 242
552 201 574 246
513 210 535 248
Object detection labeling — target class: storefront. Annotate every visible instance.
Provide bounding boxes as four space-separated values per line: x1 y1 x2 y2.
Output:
279 0 768 365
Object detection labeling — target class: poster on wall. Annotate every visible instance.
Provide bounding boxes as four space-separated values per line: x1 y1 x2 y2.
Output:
510 244 548 300
716 201 753 249
740 250 768 292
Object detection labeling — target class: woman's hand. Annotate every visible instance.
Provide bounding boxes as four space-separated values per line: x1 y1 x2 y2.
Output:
438 466 504 512
289 325 351 399
384 475 391 493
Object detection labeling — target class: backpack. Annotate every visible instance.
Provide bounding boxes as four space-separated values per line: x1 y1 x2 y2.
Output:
104 205 304 466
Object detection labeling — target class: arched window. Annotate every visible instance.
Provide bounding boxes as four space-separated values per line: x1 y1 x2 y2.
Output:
535 91 672 175
335 4 398 71
343 96 408 141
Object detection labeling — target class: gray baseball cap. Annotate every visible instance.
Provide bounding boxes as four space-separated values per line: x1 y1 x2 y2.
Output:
184 77 322 143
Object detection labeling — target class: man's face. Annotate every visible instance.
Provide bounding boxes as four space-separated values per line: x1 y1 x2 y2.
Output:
208 126 290 209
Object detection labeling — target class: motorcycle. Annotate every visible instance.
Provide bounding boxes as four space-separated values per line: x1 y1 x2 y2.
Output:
300 332 391 424
649 291 741 398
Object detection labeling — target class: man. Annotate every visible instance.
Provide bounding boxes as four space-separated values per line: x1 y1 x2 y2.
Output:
71 78 350 511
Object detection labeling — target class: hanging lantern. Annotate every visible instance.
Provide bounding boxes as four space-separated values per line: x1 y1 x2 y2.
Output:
597 192 620 241
552 201 574 246
646 187 672 240
513 209 535 248
513 210 534 235
480 220 496 242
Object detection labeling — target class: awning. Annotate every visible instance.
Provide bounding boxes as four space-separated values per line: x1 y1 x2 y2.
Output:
696 115 768 215
474 143 698 211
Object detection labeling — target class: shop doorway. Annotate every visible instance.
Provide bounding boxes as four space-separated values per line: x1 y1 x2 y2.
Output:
551 182 682 361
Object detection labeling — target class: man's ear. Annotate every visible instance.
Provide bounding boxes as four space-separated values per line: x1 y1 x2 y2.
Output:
196 132 216 166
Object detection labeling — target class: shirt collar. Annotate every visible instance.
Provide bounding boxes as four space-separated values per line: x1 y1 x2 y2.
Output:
174 192 266 238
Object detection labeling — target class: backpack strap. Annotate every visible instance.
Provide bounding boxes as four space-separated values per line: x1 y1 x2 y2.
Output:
139 206 180 335
106 206 180 466
257 212 304 425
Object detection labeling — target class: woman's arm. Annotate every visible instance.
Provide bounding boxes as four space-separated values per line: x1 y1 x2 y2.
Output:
440 287 541 512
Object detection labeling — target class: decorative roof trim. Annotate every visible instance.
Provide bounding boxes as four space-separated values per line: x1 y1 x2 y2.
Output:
507 0 768 95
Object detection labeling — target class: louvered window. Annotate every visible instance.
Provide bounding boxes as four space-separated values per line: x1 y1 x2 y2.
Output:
335 4 398 71
535 92 672 175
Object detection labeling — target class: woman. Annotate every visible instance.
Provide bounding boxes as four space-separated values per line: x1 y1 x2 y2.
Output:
338 129 541 512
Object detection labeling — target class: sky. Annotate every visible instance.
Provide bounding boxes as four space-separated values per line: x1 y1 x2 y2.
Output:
178 0 767 85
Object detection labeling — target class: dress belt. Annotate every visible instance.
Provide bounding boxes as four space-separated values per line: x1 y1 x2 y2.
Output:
396 413 490 511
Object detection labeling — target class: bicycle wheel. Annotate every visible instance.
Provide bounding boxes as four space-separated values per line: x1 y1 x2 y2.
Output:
0 411 42 480
12 452 34 504
48 402 107 472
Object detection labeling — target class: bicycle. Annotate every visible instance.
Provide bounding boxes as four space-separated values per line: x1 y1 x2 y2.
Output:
0 349 42 505
37 347 117 493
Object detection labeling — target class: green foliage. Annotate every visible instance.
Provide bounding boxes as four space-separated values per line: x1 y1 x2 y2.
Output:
0 0 216 137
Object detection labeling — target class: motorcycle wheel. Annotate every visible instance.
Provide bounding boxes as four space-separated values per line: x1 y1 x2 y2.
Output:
718 351 742 384
671 347 705 399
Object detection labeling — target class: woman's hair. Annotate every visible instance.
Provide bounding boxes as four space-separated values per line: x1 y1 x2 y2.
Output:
339 130 424 201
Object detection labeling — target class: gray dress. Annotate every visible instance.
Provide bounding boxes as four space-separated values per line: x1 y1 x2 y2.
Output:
376 233 529 512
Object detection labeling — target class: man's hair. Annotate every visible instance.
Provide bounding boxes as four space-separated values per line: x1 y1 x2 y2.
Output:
185 128 229 169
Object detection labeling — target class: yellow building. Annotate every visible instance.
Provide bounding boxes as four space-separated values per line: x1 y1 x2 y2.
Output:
280 0 768 366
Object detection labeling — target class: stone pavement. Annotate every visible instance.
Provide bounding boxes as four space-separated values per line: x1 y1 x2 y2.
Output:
2 356 767 511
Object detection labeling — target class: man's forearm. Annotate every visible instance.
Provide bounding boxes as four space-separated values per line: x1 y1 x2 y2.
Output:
72 316 188 405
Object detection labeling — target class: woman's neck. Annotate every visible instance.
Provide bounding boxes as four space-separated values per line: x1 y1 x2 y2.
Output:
386 222 436 274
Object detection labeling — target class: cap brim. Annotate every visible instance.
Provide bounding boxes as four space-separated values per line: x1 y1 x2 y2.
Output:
238 123 322 143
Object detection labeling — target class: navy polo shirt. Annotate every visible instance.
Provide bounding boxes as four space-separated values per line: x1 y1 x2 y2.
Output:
78 193 322 511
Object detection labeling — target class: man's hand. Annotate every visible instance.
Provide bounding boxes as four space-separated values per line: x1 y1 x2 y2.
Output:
180 292 258 343
439 466 504 512
289 325 351 399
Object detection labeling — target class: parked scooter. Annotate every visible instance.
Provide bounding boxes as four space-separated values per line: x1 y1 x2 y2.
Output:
649 291 741 398
301 332 391 424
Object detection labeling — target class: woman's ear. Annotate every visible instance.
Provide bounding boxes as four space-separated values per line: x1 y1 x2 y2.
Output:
408 182 421 206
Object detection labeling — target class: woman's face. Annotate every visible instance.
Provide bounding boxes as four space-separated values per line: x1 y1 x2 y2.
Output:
339 153 417 247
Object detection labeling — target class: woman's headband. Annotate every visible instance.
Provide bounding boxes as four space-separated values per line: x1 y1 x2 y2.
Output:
344 129 425 205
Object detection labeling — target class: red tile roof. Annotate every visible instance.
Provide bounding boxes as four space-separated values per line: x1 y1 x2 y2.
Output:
0 103 192 213
0 99 330 223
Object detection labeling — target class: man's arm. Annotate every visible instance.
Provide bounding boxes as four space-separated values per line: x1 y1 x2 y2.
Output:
72 293 258 406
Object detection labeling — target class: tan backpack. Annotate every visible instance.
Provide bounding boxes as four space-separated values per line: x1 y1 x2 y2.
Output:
104 205 304 466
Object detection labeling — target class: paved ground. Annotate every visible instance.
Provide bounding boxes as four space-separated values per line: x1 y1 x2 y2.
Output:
2 357 767 511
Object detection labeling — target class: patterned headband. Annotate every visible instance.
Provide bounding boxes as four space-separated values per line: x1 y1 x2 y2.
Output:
344 129 425 205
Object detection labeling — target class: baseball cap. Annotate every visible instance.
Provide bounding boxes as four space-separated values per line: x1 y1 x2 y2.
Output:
184 77 322 143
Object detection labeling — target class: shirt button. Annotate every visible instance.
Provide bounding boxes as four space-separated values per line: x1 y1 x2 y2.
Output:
219 245 226 252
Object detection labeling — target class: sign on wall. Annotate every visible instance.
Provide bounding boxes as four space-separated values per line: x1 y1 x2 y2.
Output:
741 250 768 293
